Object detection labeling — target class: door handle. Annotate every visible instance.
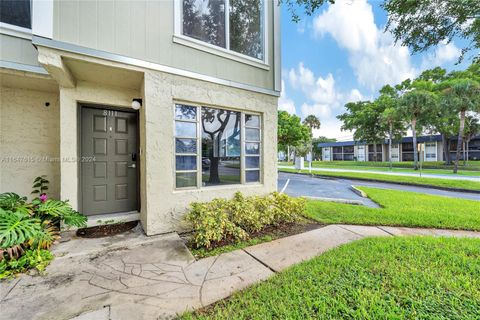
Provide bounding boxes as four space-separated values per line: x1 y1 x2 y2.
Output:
127 164 136 168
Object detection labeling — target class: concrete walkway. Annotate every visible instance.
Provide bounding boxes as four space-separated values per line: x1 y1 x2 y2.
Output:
1 225 480 320
278 165 480 181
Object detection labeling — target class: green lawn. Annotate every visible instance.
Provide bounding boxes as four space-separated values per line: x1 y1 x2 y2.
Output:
181 237 480 319
280 168 480 191
279 160 480 175
305 186 480 231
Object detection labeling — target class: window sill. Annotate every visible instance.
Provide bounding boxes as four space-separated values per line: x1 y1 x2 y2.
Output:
0 22 31 40
173 35 270 71
173 182 263 193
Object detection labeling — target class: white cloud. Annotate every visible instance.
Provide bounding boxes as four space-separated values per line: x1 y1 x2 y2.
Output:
421 42 461 68
313 0 417 91
301 103 331 119
289 63 338 105
278 80 297 115
287 62 368 139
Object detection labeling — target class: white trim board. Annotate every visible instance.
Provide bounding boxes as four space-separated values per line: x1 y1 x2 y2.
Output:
0 22 32 40
0 60 48 75
32 0 53 39
32 36 280 97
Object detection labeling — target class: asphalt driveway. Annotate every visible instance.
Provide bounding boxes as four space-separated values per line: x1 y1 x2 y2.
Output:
278 172 480 203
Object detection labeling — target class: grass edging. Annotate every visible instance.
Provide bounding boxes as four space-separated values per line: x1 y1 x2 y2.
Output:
280 169 480 194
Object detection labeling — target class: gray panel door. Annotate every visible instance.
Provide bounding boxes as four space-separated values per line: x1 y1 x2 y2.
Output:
81 107 138 216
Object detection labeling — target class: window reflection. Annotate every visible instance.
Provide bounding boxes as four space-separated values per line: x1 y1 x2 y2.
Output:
229 0 263 59
183 0 226 47
175 105 197 120
201 107 241 185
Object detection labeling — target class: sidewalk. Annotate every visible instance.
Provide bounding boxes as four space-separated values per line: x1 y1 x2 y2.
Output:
278 165 480 181
1 225 480 320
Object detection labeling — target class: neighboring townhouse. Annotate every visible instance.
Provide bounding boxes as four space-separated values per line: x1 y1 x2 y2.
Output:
0 0 281 234
319 135 480 162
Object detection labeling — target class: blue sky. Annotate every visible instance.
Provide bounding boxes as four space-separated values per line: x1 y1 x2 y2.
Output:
279 0 471 139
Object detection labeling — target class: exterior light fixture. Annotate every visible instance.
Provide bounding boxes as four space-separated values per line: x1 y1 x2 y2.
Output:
132 98 142 110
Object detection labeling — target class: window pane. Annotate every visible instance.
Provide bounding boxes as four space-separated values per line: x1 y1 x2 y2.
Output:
245 128 260 141
182 0 226 48
176 156 197 170
245 114 260 127
175 121 197 137
201 107 241 186
202 107 241 156
202 157 240 186
0 0 31 28
245 156 260 168
229 0 263 59
245 142 260 155
176 172 197 188
175 105 197 120
246 170 260 183
176 138 197 154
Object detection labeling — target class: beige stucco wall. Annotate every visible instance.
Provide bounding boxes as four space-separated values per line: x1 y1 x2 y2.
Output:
52 0 275 91
142 70 278 235
0 86 60 198
33 47 277 235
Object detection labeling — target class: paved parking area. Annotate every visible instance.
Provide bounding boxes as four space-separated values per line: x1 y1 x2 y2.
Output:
278 172 480 202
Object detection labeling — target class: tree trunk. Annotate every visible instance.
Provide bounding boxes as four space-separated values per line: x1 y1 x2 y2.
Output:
454 110 466 174
446 139 452 165
287 145 291 163
441 134 449 165
466 140 470 166
463 141 466 166
412 118 418 170
388 122 393 170
373 142 377 162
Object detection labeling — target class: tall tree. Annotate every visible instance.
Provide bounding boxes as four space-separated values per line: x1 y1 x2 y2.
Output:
463 115 480 165
441 78 480 173
398 83 438 170
277 111 311 161
383 0 480 63
377 86 404 169
337 101 385 161
302 115 321 136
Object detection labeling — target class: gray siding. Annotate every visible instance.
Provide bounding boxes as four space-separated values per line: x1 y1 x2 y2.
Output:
0 34 39 66
52 0 275 90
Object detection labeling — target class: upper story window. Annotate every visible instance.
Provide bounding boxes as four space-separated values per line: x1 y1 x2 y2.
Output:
0 0 31 29
181 0 265 61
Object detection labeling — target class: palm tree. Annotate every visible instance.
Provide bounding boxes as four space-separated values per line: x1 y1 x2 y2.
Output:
441 78 480 173
302 115 321 160
398 87 438 170
302 115 321 135
462 115 480 166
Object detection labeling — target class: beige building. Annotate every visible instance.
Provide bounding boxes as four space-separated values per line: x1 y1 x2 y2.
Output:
0 0 281 235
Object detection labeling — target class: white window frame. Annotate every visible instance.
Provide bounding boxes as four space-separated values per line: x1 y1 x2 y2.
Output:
173 103 262 190
174 106 200 190
173 0 269 70
244 113 262 184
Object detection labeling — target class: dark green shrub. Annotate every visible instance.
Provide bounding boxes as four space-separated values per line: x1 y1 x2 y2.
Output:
186 192 305 249
0 176 87 279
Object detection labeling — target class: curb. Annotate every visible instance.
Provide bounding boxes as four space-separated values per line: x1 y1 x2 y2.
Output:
280 170 480 194
350 185 368 198
303 195 363 205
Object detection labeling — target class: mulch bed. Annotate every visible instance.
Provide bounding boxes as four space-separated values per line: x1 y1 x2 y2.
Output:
76 221 138 238
184 219 323 252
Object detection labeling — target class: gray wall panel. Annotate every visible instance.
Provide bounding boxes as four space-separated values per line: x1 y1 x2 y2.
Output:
52 0 275 90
